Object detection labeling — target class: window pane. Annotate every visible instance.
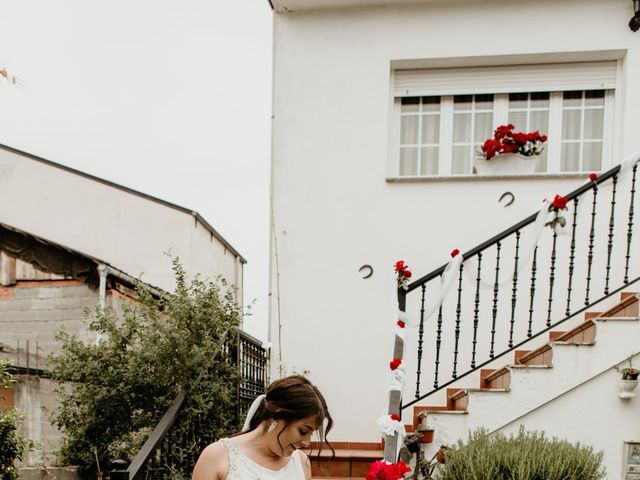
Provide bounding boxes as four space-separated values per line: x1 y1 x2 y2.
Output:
453 113 471 142
535 151 548 173
530 111 549 133
421 96 440 112
585 90 605 107
401 97 419 113
508 111 527 131
401 116 419 144
563 91 583 107
583 142 602 171
399 147 418 175
452 146 470 174
561 143 580 172
562 110 582 140
453 95 472 111
421 115 440 144
475 94 494 109
474 112 493 143
509 93 528 109
583 109 604 139
420 147 439 175
530 92 550 108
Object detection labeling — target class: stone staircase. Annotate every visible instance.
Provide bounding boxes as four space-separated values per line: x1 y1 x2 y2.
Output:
408 291 640 459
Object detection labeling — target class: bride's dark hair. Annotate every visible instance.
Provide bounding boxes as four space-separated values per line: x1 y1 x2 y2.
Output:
245 375 334 456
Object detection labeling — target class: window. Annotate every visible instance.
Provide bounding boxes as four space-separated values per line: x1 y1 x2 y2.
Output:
392 61 617 177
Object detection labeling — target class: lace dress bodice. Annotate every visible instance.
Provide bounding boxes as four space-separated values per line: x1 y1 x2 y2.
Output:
221 438 305 480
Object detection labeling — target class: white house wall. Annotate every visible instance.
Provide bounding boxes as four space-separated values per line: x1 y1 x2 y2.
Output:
270 0 640 441
0 147 242 297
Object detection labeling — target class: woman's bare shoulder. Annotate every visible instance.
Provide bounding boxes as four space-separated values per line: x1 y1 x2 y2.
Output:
192 440 228 480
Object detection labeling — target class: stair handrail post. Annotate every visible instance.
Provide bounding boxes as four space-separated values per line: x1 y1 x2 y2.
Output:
383 287 407 463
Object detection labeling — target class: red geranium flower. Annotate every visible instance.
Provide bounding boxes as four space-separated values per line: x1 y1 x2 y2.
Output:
450 248 460 258
589 173 598 182
389 358 402 370
551 194 568 210
394 260 406 272
390 413 400 421
396 320 406 328
402 269 412 278
366 460 411 480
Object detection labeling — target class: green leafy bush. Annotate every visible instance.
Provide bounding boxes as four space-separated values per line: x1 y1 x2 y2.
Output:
0 361 31 480
48 258 242 475
436 427 605 480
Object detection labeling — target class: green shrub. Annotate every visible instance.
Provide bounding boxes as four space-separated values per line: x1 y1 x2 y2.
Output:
48 257 242 476
0 361 31 480
436 427 605 480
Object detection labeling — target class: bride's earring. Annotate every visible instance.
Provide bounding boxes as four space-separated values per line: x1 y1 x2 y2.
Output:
268 420 278 433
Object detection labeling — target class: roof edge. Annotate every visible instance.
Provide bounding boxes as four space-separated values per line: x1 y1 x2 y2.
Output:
0 143 246 263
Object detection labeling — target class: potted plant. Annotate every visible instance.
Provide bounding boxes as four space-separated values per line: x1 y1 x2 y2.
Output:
475 124 548 175
416 411 435 443
618 356 639 399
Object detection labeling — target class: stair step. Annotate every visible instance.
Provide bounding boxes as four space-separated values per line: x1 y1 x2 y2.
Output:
310 448 383 478
481 367 510 388
600 293 639 318
446 388 468 411
554 319 596 343
517 344 552 366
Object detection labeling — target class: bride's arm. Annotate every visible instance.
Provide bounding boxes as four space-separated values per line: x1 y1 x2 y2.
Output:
192 441 228 480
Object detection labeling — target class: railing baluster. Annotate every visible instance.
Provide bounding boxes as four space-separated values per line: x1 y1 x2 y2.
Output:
605 175 618 294
490 242 501 358
528 247 537 337
585 184 598 304
566 197 579 315
546 231 558 327
509 232 520 348
452 264 464 378
471 252 482 368
415 284 427 399
433 303 443 389
625 165 637 284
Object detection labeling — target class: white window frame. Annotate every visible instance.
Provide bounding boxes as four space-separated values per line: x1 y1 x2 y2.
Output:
388 61 618 178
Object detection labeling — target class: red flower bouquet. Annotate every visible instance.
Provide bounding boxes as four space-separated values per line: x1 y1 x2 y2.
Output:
366 460 411 480
479 124 547 161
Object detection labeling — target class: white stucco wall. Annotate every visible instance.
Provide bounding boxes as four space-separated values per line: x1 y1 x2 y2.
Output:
0 146 243 298
270 0 640 442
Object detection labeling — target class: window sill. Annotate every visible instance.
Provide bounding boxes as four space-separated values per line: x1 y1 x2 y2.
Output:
386 172 590 182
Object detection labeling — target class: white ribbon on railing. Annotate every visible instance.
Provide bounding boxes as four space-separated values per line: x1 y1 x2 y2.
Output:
386 363 406 392
405 254 464 328
377 414 406 437
462 200 550 290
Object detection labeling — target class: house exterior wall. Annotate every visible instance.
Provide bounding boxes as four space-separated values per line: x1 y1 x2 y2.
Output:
0 146 243 298
270 0 640 442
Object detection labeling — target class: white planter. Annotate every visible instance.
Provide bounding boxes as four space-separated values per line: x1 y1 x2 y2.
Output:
474 153 539 176
619 379 639 399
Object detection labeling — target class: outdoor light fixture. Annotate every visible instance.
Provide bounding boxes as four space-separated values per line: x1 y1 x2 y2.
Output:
630 0 640 32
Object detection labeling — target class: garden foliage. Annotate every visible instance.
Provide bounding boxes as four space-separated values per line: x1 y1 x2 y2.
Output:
0 361 31 480
436 427 605 480
48 258 242 475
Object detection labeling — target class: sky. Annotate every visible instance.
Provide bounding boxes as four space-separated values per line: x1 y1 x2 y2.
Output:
0 0 273 341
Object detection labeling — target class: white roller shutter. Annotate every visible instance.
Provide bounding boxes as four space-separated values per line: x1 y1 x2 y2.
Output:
393 61 617 97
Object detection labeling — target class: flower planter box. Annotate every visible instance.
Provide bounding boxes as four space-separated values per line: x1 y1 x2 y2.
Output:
419 429 435 443
620 379 639 399
474 153 539 176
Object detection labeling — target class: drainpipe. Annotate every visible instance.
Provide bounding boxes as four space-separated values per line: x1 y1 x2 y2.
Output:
96 264 108 345
98 264 108 309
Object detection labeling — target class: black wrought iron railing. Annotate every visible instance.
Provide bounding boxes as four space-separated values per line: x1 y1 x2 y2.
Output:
400 161 639 411
110 329 269 480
